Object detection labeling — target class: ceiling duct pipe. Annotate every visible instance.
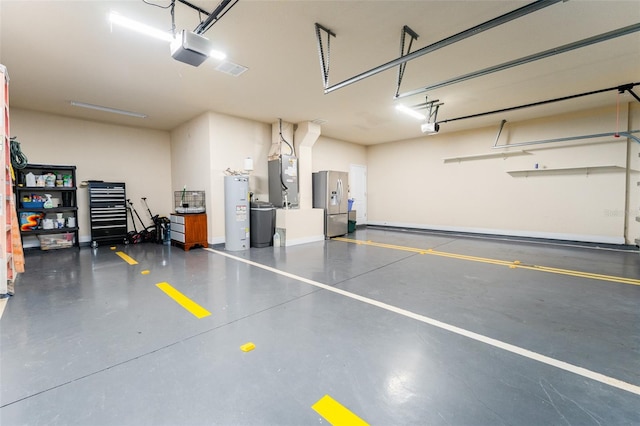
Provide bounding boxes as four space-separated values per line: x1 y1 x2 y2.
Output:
323 0 564 94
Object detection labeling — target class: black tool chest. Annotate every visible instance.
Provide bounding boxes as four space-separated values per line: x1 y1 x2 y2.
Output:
88 182 127 247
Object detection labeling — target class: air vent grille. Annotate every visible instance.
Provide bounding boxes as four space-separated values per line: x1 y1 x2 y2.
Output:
215 61 248 77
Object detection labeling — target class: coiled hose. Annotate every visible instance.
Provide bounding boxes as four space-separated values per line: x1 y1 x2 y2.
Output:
10 137 28 170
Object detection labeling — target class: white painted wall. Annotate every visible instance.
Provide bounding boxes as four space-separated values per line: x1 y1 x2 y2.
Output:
170 112 212 239
11 109 172 245
12 103 639 248
367 104 640 244
312 136 367 173
208 112 271 243
627 103 640 246
171 112 271 244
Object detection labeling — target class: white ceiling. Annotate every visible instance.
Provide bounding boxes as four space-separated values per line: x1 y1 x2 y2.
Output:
1 0 639 145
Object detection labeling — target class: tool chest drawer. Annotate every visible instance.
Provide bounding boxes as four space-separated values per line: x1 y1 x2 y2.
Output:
88 182 127 246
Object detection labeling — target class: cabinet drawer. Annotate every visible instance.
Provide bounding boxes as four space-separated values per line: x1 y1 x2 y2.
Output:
92 226 127 238
172 231 185 243
91 223 127 230
170 214 185 225
172 223 185 233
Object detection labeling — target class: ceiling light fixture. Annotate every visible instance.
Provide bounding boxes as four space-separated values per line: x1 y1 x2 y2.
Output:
70 101 147 118
109 11 174 43
109 11 226 67
395 104 426 120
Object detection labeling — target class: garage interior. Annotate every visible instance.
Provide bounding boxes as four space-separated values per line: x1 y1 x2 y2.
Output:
1 0 639 424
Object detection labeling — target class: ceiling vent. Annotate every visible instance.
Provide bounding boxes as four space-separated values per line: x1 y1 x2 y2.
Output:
215 61 248 77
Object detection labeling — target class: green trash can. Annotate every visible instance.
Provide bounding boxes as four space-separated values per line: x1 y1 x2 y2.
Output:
348 220 356 233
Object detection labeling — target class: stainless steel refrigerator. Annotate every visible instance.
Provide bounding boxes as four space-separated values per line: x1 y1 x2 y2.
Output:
312 170 348 238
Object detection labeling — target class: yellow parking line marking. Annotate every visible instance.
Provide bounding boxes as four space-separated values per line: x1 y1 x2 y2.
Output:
155 282 211 319
312 395 368 426
240 342 256 352
115 251 138 265
333 237 640 286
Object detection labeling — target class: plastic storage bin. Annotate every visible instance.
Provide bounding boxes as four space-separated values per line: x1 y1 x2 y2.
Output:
38 232 74 250
21 201 44 208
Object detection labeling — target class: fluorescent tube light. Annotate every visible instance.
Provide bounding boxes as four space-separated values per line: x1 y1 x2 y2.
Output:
109 12 227 66
209 49 226 61
395 104 426 120
109 11 174 42
70 101 147 118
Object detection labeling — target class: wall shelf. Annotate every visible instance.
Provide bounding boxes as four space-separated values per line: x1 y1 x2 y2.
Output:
506 165 635 177
15 164 79 249
443 150 531 163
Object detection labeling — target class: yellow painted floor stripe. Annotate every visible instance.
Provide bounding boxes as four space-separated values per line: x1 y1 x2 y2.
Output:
312 395 368 426
155 282 211 319
333 237 640 286
115 251 138 265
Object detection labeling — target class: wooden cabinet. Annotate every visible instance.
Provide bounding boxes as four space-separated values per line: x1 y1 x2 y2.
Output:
170 213 207 251
14 164 78 250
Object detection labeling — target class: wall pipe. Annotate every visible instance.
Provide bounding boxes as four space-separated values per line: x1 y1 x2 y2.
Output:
323 0 564 94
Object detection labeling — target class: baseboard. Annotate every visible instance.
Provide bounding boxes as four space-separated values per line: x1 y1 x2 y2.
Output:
285 234 325 247
365 221 626 245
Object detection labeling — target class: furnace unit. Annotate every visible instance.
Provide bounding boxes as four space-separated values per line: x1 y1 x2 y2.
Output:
268 154 299 209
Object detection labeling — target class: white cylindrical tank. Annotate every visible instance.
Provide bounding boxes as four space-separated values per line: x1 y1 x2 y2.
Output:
224 175 250 251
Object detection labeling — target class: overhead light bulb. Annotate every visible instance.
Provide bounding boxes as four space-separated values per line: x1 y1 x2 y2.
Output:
109 12 227 66
209 49 227 61
109 11 175 42
395 104 426 120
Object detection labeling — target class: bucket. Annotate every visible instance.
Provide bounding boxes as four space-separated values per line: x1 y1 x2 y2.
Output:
347 198 354 211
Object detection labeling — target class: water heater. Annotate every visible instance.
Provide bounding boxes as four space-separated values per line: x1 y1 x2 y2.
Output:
224 175 250 251
268 154 299 208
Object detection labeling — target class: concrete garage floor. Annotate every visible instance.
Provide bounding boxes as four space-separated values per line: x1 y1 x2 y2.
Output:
1 227 639 425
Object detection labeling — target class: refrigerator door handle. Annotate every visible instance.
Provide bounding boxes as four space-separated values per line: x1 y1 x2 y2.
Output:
337 179 343 204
